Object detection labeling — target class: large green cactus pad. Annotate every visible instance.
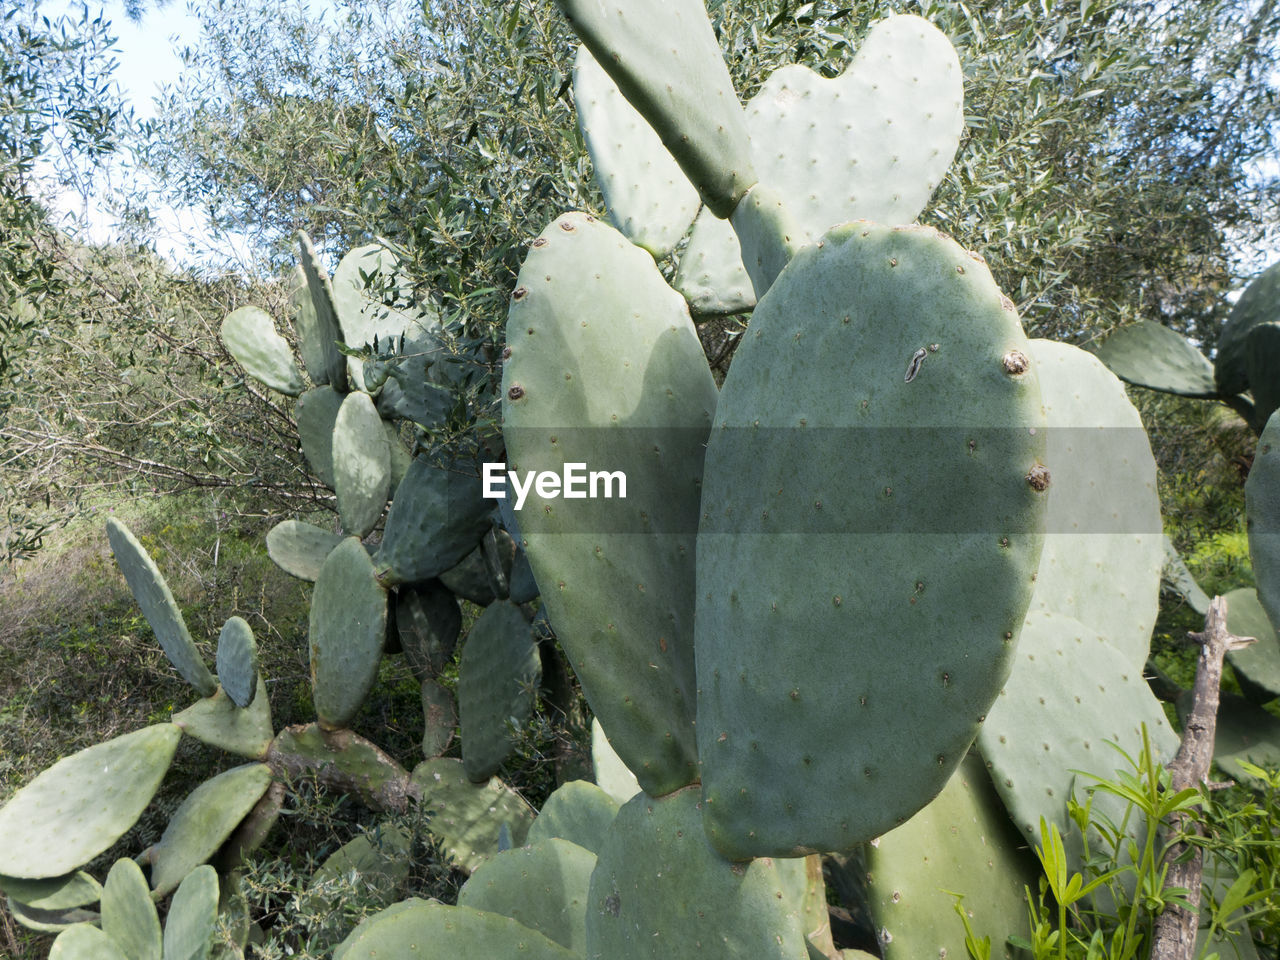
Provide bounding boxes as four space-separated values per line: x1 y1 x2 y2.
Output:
333 391 391 538
1246 409 1280 640
865 752 1035 960
586 787 807 960
1025 339 1163 670
696 222 1046 858
295 230 350 391
215 616 258 708
458 838 597 953
106 518 217 697
555 0 754 218
268 725 412 812
265 519 342 582
410 758 535 874
304 824 411 919
172 675 273 759
1091 320 1219 398
374 455 493 586
574 45 699 257
163 865 219 960
976 611 1179 848
1215 260 1280 396
310 537 388 729
150 763 273 896
49 924 128 960
335 900 578 960
526 780 620 855
458 600 542 782
0 723 181 878
502 212 717 797
220 305 305 396
102 859 161 960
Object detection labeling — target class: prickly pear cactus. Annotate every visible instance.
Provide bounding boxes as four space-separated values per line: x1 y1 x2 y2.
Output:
696 222 1047 858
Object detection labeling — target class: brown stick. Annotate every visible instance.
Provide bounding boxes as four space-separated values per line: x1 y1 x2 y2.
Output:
1149 595 1255 960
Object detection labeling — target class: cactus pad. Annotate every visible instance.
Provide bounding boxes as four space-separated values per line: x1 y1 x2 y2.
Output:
375 456 494 586
591 717 640 804
295 230 350 391
459 601 541 781
976 611 1179 848
150 763 273 896
458 837 597 953
1025 339 1164 670
296 385 344 488
396 579 462 681
215 616 258 708
335 900 578 960
305 824 411 916
865 752 1035 960
672 208 756 317
1091 320 1219 398
172 676 273 759
555 0 754 218
163 865 219 960
421 679 458 758
1247 410 1280 634
220 305 304 396
269 725 412 811
586 787 807 959
696 222 1046 858
0 723 181 878
48 925 128 960
1187 692 1280 788
309 537 388 729
1221 587 1280 703
411 758 535 874
0 872 100 912
106 518 217 697
574 45 699 257
1216 260 1280 396
102 859 161 960
333 391 391 538
265 519 342 582
502 212 717 796
526 780 620 855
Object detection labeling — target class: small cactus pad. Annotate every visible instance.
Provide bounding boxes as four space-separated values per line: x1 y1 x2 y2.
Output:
291 262 330 385
696 222 1046 858
296 385 344 488
1025 339 1163 669
421 679 458 758
976 611 1179 850
295 230 350 391
440 542 504 605
331 242 441 392
215 616 258 708
573 45 700 256
101 859 161 960
265 519 342 582
172 676 273 759
1215 260 1280 396
459 601 542 782
729 181 806 299
9 900 99 934
865 752 1036 960
269 725 412 812
305 824 411 917
220 305 305 396
1221 588 1280 703
375 455 494 586
1247 410 1280 632
106 518 217 697
309 537 389 729
672 208 756 317
333 391 392 538
0 723 181 878
410 758 535 874
555 0 755 218
150 763 273 896
586 787 808 960
458 838 597 953
163 865 219 960
591 717 640 804
526 780 621 855
1091 320 1219 398
48 925 128 960
1162 536 1211 616
503 212 717 797
0 871 101 912
396 579 463 681
335 900 578 960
